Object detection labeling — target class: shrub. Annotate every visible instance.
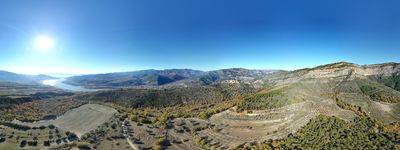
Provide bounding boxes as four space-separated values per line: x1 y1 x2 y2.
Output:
153 144 163 150
175 126 184 133
20 140 27 147
156 137 170 146
0 137 5 143
48 124 56 129
43 140 51 147
73 141 91 149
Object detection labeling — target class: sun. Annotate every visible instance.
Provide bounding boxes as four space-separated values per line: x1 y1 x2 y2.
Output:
34 35 55 51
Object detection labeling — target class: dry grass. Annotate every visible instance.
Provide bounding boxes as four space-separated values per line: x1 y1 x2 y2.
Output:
13 104 117 137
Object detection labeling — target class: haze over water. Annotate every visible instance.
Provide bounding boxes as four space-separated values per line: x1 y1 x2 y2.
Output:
42 78 94 91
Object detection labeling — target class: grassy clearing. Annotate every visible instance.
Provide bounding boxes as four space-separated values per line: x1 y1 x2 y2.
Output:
10 104 117 138
52 104 117 137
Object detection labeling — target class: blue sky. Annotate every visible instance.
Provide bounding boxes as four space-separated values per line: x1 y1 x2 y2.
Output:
0 0 399 74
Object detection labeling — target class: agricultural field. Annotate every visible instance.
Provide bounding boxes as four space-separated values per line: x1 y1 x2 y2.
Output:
14 104 117 137
0 103 118 150
206 100 356 149
52 104 117 137
0 123 72 149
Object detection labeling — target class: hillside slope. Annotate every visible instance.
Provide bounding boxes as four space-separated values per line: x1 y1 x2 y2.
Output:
237 62 400 124
0 70 55 85
64 68 277 89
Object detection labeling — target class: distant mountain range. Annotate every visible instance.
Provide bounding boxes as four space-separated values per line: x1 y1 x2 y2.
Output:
74 61 400 125
63 68 278 89
1 62 400 124
0 70 56 85
0 62 399 92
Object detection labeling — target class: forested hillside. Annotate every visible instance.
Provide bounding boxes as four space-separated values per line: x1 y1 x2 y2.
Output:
77 83 255 108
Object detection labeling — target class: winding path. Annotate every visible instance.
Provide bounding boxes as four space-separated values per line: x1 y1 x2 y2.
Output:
126 137 140 150
122 118 140 150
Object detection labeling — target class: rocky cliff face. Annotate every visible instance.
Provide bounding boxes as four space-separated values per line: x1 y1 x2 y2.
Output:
267 62 400 86
300 62 400 79
356 63 400 76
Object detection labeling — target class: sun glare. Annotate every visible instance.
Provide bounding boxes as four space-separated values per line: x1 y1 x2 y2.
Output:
34 35 55 51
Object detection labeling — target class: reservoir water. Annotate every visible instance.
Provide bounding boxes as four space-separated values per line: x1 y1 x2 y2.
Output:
42 78 95 92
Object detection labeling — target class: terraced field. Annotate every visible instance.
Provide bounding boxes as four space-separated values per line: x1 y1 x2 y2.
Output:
0 124 70 149
338 89 400 124
53 104 117 137
13 104 117 137
126 117 207 150
335 77 400 124
205 80 357 149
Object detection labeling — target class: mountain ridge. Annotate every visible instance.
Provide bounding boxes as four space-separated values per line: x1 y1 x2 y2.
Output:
0 70 56 85
63 68 278 89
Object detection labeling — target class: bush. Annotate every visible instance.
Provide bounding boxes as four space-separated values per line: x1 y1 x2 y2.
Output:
27 141 38 147
73 141 91 149
39 125 46 130
280 115 396 149
0 137 5 143
43 140 51 147
175 126 184 133
199 112 210 119
156 137 170 146
20 140 27 147
67 132 79 141
0 122 31 131
153 137 170 150
128 114 138 122
48 124 56 129
153 144 163 150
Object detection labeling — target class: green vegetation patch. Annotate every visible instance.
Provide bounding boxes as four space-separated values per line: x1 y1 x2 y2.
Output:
236 115 399 150
356 79 400 103
280 115 397 149
79 84 254 108
236 87 293 111
369 74 400 92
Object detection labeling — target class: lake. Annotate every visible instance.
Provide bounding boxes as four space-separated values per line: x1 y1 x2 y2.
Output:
42 78 95 92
